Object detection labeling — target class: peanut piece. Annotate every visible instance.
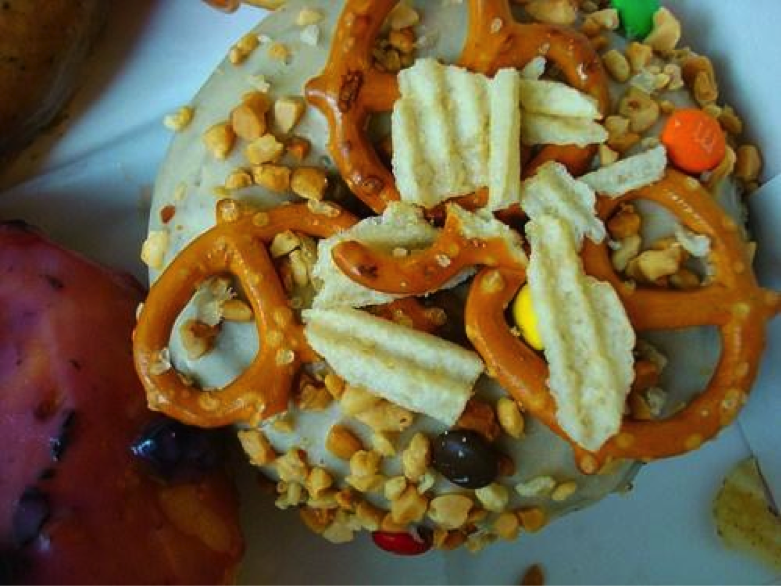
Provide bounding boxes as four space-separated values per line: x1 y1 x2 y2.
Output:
163 106 194 131
252 163 291 192
496 397 525 439
326 424 364 460
625 42 652 72
735 145 762 182
611 234 642 273
231 92 270 140
644 7 681 52
203 122 236 160
291 167 328 201
607 203 641 240
619 88 660 133
525 0 577 25
179 319 220 360
274 97 306 134
286 135 311 161
245 134 284 164
428 494 473 530
222 298 253 322
401 432 431 482
390 485 428 525
602 49 630 83
237 429 276 466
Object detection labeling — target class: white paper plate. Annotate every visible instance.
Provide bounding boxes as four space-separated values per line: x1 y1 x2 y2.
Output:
0 1 778 583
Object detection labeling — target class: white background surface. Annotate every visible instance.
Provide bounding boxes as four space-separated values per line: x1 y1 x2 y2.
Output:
0 1 778 583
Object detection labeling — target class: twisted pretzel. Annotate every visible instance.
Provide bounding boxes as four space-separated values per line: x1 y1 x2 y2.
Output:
331 205 525 295
133 201 357 428
305 0 609 214
466 170 780 473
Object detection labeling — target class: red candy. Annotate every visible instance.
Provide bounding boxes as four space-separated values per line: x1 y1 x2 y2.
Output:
371 529 432 555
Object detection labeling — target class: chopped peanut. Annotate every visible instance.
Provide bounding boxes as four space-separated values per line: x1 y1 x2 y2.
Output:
296 7 323 26
326 424 364 460
475 483 509 513
299 507 335 534
372 432 397 457
390 485 429 525
388 28 415 54
245 134 285 164
625 42 653 72
718 106 743 135
681 55 718 106
644 7 681 52
599 144 619 166
141 230 169 270
179 319 220 360
388 2 419 30
493 512 520 541
428 494 473 530
269 230 301 258
267 42 289 61
286 135 311 161
401 433 431 482
229 33 259 65
384 476 407 501
524 0 577 25
627 246 684 282
203 122 236 160
296 377 332 410
274 97 306 134
619 88 660 133
602 49 630 83
355 500 385 531
354 401 414 432
340 385 381 415
670 268 701 290
551 481 577 502
607 203 641 240
517 507 548 532
705 146 736 192
222 298 254 322
611 234 642 273
346 450 384 493
253 163 291 192
224 168 254 190
586 8 619 31
163 106 194 131
275 448 309 483
735 145 762 182
237 428 276 466
496 397 525 439
324 373 346 400
231 92 270 141
291 167 328 200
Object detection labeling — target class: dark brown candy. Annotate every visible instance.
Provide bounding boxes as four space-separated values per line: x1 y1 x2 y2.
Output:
431 430 499 489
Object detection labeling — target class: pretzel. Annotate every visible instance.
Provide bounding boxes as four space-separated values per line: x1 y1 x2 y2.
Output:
305 0 609 214
133 200 357 428
466 170 780 473
330 205 526 296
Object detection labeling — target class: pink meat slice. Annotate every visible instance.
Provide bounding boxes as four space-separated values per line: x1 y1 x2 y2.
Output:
0 222 243 584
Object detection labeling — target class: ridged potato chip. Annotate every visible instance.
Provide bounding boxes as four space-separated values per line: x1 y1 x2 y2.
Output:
303 307 484 425
526 215 635 451
580 146 667 197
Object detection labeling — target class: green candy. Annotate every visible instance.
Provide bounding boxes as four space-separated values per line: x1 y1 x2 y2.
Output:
611 0 661 40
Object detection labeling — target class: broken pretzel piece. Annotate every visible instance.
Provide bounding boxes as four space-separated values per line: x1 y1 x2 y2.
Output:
331 204 527 296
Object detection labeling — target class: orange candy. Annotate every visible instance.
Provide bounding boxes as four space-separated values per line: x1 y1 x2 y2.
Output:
661 108 726 174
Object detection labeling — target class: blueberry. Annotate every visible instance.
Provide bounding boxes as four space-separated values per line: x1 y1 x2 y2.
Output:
431 430 499 489
131 417 225 481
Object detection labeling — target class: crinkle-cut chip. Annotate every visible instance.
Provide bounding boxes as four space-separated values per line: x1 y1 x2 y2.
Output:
580 146 667 197
526 215 635 451
713 458 781 572
521 112 607 147
488 68 522 211
303 307 484 425
391 58 521 210
519 161 605 246
519 79 601 120
311 203 472 308
448 204 528 267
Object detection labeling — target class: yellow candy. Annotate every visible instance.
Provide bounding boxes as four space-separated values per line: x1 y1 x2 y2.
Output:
511 284 544 351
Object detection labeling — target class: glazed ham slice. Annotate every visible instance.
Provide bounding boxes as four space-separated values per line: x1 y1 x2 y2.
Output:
0 222 243 584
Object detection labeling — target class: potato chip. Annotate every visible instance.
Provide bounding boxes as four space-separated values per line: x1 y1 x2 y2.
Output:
580 146 667 197
526 215 635 451
519 79 601 119
519 161 605 245
521 112 607 147
303 307 484 425
713 458 780 571
392 59 521 210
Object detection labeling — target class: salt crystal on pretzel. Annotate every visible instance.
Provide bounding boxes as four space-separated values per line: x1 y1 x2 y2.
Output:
580 146 667 197
519 161 605 245
521 113 608 147
519 79 602 120
303 307 484 425
312 202 456 308
392 58 521 210
526 215 635 451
